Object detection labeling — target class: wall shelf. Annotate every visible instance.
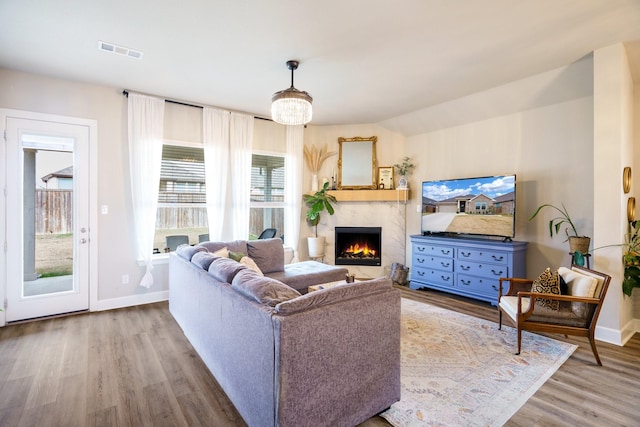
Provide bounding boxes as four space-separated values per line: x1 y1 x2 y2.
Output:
326 189 409 202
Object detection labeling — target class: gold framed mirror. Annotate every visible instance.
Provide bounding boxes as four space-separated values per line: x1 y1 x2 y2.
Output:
337 136 377 189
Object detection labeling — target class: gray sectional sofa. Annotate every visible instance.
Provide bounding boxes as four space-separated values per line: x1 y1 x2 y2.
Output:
169 238 401 427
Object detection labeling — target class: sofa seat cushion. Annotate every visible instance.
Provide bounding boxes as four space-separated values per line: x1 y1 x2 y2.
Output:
266 261 349 293
274 277 392 315
176 244 208 261
499 296 589 328
247 238 285 274
231 269 301 307
208 257 247 283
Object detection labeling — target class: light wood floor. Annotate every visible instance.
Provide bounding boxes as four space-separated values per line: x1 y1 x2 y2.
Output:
0 287 638 426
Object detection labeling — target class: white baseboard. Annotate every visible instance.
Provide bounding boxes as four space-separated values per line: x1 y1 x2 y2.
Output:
596 317 640 346
92 290 169 312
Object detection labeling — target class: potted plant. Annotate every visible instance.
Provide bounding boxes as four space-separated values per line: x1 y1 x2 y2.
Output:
528 203 591 253
303 181 337 257
574 220 640 297
393 156 415 189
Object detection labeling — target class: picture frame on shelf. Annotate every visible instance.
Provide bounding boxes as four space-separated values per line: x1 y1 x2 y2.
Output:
378 166 394 190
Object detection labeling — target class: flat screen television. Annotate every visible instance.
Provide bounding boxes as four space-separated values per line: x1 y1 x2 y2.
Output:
421 174 516 240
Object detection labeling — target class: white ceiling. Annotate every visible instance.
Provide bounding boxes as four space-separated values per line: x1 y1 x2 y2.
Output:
1 0 640 133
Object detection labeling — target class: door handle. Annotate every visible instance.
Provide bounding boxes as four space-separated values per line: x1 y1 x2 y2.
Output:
80 238 87 244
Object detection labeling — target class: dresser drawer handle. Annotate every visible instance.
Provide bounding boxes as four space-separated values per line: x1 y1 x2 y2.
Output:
441 275 451 281
460 251 471 258
460 279 471 286
441 262 450 268
460 265 470 271
440 249 451 255
417 257 425 264
418 246 425 252
491 255 504 262
492 285 499 291
417 270 425 276
491 269 504 276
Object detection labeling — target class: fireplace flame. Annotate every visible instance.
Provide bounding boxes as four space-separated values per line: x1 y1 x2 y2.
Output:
344 243 377 257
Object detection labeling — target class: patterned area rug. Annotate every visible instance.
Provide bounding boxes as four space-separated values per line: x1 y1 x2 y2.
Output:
381 298 577 427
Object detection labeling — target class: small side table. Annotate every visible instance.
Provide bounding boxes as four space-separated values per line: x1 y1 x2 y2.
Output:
569 252 591 268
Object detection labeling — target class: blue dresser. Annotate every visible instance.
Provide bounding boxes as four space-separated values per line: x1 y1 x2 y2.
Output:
410 235 527 305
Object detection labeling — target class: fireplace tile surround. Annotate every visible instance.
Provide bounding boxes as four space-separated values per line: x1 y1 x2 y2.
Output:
309 200 407 279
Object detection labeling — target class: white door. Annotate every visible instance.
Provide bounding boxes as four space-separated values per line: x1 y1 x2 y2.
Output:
5 116 91 321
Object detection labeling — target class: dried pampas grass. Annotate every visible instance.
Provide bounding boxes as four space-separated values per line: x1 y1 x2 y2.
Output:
303 144 336 173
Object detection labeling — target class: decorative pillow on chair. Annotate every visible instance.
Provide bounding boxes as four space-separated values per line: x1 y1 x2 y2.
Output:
531 267 561 310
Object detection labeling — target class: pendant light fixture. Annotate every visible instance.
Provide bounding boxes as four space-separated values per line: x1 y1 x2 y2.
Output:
271 60 313 125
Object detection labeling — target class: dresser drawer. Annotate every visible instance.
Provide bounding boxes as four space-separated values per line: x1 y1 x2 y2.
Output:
413 243 454 258
457 248 508 265
457 260 508 279
411 266 454 287
413 255 454 272
457 274 501 298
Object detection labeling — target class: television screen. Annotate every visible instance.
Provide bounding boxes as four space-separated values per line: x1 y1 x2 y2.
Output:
421 174 516 239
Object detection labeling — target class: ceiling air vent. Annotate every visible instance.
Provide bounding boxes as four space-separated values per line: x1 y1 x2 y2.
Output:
98 41 143 60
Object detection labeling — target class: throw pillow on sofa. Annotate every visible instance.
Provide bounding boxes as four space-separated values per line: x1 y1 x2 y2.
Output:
247 238 284 274
208 257 247 283
239 256 263 276
231 269 300 307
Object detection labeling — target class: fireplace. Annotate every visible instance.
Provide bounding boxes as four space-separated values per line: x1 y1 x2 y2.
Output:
335 227 382 266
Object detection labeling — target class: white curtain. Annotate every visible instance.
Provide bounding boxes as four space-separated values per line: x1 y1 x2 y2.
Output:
284 125 304 252
226 112 254 240
127 93 165 288
203 107 230 241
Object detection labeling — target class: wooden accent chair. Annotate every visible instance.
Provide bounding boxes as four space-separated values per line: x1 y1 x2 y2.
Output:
498 265 611 365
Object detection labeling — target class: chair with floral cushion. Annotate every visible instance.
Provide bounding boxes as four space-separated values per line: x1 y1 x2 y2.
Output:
498 264 611 365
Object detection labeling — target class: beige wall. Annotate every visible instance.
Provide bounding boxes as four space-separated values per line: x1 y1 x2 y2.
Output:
405 97 594 274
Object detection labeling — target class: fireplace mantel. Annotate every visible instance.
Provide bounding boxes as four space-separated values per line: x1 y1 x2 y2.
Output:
325 189 409 202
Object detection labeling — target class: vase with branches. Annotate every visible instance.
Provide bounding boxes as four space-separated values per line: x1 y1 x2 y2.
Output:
393 156 414 189
304 144 337 191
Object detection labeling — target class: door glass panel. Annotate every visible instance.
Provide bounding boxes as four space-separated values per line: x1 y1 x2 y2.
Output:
22 136 74 297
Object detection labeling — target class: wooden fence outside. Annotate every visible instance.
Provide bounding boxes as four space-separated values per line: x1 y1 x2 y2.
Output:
35 189 73 234
36 190 285 237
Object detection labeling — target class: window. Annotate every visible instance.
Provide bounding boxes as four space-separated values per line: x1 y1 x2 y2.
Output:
250 153 285 239
475 201 487 211
155 142 208 252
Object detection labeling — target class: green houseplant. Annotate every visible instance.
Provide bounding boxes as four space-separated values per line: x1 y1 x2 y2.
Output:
573 220 640 297
528 202 591 253
303 182 337 257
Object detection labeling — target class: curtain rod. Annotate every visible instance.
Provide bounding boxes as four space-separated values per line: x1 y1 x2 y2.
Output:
122 90 271 121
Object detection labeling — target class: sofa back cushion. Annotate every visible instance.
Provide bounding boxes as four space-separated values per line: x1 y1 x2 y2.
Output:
191 251 220 270
231 269 301 307
247 238 284 274
208 257 247 283
274 276 392 315
198 240 248 255
176 244 208 261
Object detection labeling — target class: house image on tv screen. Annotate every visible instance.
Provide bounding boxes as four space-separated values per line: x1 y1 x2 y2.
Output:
421 175 516 238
